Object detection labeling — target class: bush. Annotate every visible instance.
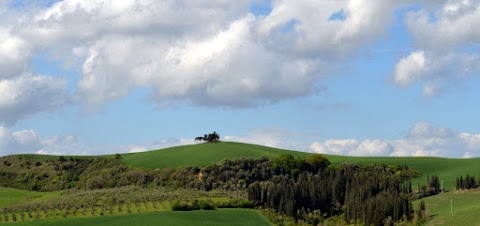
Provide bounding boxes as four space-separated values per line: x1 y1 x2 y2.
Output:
197 199 215 210
171 200 200 211
236 200 254 208
216 199 254 209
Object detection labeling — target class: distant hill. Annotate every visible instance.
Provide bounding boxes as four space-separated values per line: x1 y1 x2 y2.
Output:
121 142 311 169
4 142 480 189
121 142 480 189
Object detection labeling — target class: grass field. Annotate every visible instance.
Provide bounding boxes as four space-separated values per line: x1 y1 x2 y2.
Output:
121 142 311 169
120 142 480 189
412 189 480 226
0 209 273 226
0 187 57 208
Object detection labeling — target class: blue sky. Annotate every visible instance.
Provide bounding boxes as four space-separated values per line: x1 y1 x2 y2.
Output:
1 0 480 157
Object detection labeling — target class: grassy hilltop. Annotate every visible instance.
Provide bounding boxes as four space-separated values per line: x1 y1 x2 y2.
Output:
121 142 310 169
121 142 480 189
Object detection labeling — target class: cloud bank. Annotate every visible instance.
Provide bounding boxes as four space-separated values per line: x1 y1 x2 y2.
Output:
3 0 474 124
226 122 480 158
0 126 194 156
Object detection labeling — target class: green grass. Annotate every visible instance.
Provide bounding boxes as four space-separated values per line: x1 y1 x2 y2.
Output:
0 209 273 226
121 141 480 189
121 142 310 169
0 187 57 208
413 189 480 226
325 155 480 189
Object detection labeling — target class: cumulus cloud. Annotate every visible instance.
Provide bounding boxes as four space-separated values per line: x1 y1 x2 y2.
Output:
0 0 421 117
0 74 69 125
310 139 393 156
257 0 402 57
393 0 480 96
0 127 42 155
223 122 480 158
393 51 427 87
0 27 30 79
309 122 480 158
0 126 195 156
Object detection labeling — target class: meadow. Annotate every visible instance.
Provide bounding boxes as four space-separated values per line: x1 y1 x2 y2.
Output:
412 188 480 226
122 142 480 189
0 209 273 226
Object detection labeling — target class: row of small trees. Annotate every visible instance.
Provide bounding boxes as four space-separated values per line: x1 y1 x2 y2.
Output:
456 174 479 190
0 187 233 223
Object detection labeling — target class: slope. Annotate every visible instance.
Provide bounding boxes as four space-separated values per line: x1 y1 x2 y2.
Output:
121 142 311 169
121 142 480 189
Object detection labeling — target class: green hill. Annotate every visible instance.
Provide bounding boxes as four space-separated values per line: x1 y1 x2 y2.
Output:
121 142 480 189
121 142 311 169
5 142 480 190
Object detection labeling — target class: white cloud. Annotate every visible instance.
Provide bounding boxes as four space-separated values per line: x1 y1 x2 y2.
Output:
257 0 401 57
0 74 69 125
0 126 195 156
309 139 393 156
393 51 427 87
0 0 417 115
393 0 480 96
0 127 42 155
0 27 29 79
310 122 480 158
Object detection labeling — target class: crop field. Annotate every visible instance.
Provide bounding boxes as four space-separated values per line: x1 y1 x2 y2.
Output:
0 187 58 208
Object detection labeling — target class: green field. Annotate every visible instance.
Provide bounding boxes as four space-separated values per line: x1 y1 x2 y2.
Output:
413 189 480 226
121 142 310 169
120 142 480 189
0 209 273 226
0 187 57 208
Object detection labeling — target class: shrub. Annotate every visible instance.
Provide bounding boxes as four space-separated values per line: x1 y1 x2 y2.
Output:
197 199 215 210
171 200 200 211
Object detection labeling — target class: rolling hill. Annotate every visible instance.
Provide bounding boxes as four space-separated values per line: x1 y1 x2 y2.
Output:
121 142 480 189
4 141 480 189
3 141 480 225
120 142 311 169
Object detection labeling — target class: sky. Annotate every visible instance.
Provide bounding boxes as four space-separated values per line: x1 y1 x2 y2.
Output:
1 0 480 158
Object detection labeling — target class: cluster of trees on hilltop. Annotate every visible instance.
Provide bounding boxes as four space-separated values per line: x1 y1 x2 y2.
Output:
195 131 220 143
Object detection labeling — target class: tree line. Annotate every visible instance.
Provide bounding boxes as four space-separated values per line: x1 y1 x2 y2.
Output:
456 174 479 190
